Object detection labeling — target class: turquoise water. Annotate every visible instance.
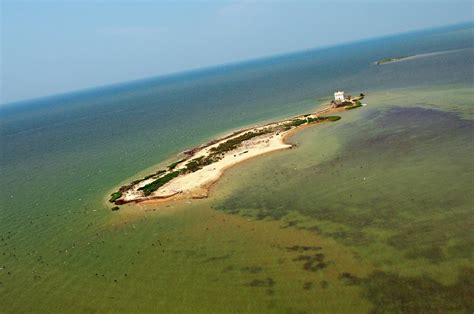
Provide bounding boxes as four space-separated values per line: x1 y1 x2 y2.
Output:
1 23 473 313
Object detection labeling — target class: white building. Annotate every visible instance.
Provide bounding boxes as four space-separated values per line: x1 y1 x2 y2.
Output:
334 91 345 102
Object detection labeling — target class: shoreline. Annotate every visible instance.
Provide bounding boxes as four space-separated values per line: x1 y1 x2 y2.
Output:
108 95 365 207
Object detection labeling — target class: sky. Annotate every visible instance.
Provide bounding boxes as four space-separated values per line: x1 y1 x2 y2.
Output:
1 0 473 104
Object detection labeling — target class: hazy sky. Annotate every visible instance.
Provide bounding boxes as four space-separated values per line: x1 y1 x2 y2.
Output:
1 0 473 104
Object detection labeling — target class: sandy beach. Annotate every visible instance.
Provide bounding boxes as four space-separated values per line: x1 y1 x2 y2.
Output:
120 121 295 202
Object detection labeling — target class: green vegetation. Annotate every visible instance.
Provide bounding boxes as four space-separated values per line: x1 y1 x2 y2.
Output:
376 56 408 65
111 206 120 211
109 191 122 203
283 115 343 128
306 116 325 124
323 116 341 121
346 101 362 110
284 119 307 128
143 170 166 180
306 116 342 123
139 171 181 196
184 156 216 172
178 115 344 176
183 129 274 173
168 158 186 170
211 129 272 155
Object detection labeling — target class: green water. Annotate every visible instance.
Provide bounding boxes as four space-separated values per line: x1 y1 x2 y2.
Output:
1 24 473 313
2 87 472 313
214 86 474 312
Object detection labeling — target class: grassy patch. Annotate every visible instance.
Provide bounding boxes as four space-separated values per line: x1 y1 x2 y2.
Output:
109 191 122 203
142 170 167 181
167 159 186 170
284 119 307 128
139 171 181 196
346 101 363 110
306 117 325 124
323 116 341 122
210 129 272 155
184 156 217 172
376 56 408 65
183 129 274 174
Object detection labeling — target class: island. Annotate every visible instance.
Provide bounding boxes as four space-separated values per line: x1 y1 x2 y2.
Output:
108 92 365 207
375 56 410 65
375 49 461 65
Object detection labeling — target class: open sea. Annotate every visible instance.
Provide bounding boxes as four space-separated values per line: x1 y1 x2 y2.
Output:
1 23 473 313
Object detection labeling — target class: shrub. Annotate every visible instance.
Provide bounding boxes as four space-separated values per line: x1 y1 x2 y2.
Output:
139 171 181 196
325 116 341 122
167 159 186 170
284 119 307 128
307 117 324 124
346 101 362 110
184 156 214 172
210 129 272 155
109 192 122 203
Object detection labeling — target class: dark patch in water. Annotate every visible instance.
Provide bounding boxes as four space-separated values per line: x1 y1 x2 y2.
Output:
286 245 322 252
339 272 362 285
216 106 473 248
362 268 474 313
216 106 473 310
297 225 321 233
320 281 329 289
222 265 235 272
248 278 275 288
293 253 328 272
303 282 313 290
353 106 473 159
327 230 370 246
241 266 264 274
266 289 275 296
203 254 232 263
404 246 445 263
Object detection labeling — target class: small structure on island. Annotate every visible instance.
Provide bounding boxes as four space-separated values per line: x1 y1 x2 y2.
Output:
334 91 345 102
331 91 351 108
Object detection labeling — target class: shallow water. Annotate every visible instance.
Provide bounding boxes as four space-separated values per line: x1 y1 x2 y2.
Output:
1 24 473 313
213 86 474 312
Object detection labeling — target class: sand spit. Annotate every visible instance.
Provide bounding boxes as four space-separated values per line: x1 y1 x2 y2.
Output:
109 95 364 205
